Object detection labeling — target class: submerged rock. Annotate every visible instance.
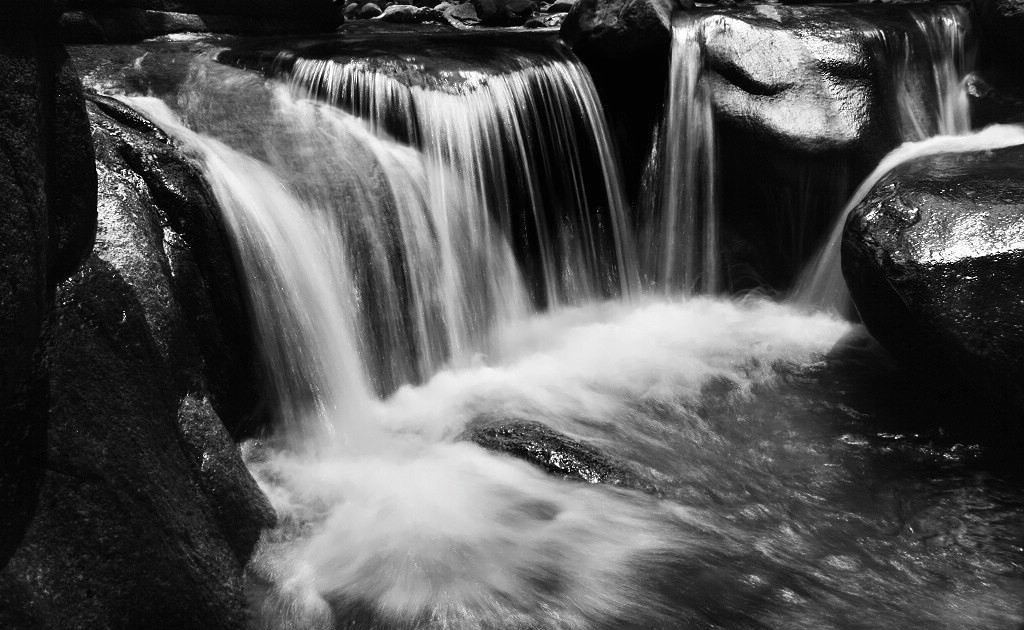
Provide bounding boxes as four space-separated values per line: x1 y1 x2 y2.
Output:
462 419 656 493
842 142 1024 441
0 96 274 629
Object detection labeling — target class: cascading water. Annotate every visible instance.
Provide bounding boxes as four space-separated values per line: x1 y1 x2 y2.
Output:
247 32 640 308
642 16 718 294
793 4 976 311
78 27 1024 630
649 4 976 299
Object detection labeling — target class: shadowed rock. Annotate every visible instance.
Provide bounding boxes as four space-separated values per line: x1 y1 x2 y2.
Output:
842 143 1024 444
60 0 343 42
0 0 97 580
0 96 274 629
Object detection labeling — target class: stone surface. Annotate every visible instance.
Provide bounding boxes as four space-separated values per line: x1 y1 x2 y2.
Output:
525 13 565 27
651 4 972 293
461 419 656 492
547 0 574 12
471 0 536 24
975 0 1024 78
842 142 1024 441
358 2 383 18
560 0 692 200
0 0 97 571
444 1 480 25
60 0 342 42
0 96 274 629
377 4 443 23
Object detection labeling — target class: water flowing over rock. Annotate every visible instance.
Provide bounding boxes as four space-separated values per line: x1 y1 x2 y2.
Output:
220 31 637 315
0 95 274 629
645 4 973 295
842 135 1024 441
560 0 694 198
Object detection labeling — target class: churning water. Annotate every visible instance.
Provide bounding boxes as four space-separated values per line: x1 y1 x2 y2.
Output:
87 25 1024 630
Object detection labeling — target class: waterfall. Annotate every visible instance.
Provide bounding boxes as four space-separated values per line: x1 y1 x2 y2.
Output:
649 4 975 301
644 15 719 294
793 4 974 311
268 37 640 307
87 28 1024 630
118 39 641 443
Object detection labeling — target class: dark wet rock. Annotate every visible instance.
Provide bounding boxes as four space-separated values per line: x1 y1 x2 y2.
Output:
842 143 1024 441
378 4 443 22
546 0 574 12
461 419 656 493
0 0 97 572
444 2 480 25
652 4 972 293
471 0 536 25
344 1 360 18
525 13 565 27
358 2 384 17
560 0 692 200
975 0 1024 78
60 0 342 42
0 96 273 629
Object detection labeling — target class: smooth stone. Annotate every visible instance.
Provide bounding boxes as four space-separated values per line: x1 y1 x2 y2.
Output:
842 141 1024 442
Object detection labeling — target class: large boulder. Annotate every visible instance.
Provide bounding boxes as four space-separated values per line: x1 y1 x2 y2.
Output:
0 96 274 628
842 141 1024 443
0 0 97 571
975 0 1024 78
60 0 343 42
471 0 536 25
633 3 972 292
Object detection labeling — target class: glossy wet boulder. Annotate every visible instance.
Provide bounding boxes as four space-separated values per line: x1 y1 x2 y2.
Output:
842 143 1024 440
0 96 274 629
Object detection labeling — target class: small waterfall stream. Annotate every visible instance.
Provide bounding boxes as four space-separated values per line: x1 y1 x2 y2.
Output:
88 24 1024 630
649 4 977 300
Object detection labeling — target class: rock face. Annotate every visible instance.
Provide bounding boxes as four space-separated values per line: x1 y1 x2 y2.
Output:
975 0 1024 78
642 4 969 292
462 419 656 493
0 95 274 628
0 0 98 577
842 143 1024 440
60 0 342 42
471 0 536 25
